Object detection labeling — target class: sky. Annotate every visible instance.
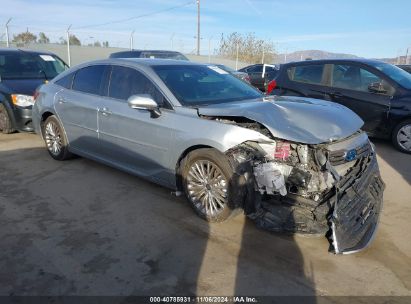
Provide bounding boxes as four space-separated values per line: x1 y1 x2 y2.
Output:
0 0 410 58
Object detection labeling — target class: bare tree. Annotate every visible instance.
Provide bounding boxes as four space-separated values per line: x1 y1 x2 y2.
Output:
58 36 66 44
218 32 276 64
38 32 50 44
69 34 81 46
12 30 37 45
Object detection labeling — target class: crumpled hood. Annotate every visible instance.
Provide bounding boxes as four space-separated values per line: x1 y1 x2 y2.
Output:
197 96 364 144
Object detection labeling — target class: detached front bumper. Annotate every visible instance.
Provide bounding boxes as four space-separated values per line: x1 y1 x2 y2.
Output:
330 153 385 254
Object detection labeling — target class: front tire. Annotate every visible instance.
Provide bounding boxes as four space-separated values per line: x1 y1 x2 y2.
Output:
180 148 237 222
42 115 73 160
392 119 411 154
0 103 15 134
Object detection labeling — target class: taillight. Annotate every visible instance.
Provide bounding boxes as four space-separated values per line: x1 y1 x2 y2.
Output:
266 79 277 95
274 141 290 160
244 75 251 83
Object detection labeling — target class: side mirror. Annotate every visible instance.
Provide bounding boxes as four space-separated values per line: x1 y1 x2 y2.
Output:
368 82 387 94
128 94 161 118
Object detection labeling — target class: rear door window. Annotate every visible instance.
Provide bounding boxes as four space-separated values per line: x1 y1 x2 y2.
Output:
288 64 325 84
108 65 167 107
72 65 106 95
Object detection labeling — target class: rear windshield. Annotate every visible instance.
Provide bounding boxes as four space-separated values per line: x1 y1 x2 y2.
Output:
0 52 67 80
369 61 411 90
216 64 235 73
141 52 189 61
153 65 262 106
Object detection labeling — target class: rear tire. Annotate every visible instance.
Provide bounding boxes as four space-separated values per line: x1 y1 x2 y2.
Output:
0 103 15 134
180 148 238 222
42 115 73 160
392 119 411 154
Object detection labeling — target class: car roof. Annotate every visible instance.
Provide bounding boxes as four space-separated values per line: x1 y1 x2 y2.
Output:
282 58 387 66
0 48 56 56
82 58 201 67
110 49 184 57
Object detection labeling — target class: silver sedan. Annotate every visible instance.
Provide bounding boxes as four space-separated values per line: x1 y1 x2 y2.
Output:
32 59 384 254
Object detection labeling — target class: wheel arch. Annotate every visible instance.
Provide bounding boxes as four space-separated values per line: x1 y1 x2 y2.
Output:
175 144 216 191
38 110 56 138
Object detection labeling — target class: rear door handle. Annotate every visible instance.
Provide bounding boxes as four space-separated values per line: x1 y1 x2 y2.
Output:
99 107 112 116
57 97 67 104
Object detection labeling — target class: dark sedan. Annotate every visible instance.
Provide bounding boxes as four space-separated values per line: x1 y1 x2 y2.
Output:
0 48 67 133
397 64 411 74
269 59 411 153
213 64 251 84
238 63 279 91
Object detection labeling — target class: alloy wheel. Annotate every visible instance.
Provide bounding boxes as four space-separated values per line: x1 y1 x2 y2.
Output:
397 124 411 152
45 121 63 156
186 160 228 217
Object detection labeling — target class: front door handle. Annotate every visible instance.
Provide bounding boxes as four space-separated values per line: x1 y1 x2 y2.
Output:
99 107 112 116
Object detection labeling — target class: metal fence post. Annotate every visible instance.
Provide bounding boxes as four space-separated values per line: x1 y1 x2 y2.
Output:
66 25 72 66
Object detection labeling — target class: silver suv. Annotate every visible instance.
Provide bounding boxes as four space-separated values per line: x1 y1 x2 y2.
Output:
32 59 385 254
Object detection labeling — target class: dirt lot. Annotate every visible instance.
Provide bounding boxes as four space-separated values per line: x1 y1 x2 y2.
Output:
0 132 410 297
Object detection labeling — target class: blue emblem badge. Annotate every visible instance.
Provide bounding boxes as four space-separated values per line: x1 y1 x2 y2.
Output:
345 149 357 161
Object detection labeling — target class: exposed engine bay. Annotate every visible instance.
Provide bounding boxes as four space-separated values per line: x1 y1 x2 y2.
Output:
202 115 385 254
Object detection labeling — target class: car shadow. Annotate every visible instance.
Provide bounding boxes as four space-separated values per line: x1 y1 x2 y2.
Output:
0 137 317 301
373 139 411 185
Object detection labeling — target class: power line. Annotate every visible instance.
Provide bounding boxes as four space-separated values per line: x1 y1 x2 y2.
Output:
73 1 194 30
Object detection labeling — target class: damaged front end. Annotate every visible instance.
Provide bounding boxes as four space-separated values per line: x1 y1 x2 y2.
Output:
214 117 385 254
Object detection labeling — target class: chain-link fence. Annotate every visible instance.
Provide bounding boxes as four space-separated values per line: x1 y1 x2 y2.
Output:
0 41 253 69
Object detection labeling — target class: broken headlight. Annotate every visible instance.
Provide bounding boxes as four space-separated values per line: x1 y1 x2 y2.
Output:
257 141 291 161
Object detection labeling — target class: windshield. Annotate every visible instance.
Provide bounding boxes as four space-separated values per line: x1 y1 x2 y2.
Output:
0 52 67 80
153 65 262 106
370 61 411 90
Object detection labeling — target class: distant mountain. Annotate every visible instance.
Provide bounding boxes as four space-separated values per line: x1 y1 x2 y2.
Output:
275 50 360 63
377 56 407 65
274 49 404 64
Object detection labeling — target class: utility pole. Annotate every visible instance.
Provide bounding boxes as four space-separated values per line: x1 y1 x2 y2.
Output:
208 36 212 63
235 41 239 70
130 30 135 50
196 0 200 55
66 24 72 67
5 18 12 48
405 47 410 65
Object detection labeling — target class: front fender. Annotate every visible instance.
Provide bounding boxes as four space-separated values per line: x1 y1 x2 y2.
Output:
170 120 272 171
